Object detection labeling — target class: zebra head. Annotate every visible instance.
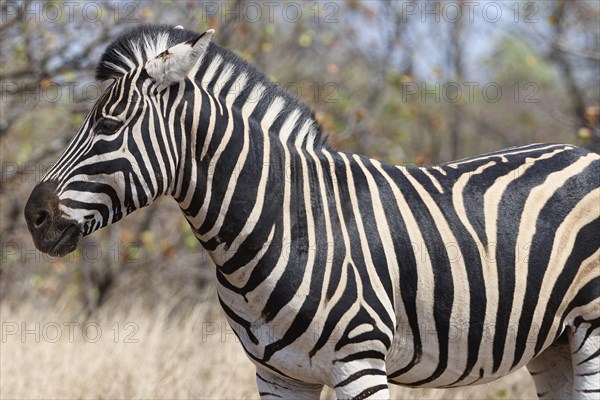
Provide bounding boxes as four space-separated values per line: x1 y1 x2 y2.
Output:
24 25 214 257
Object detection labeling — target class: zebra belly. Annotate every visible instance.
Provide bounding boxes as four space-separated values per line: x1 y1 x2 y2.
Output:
385 312 546 388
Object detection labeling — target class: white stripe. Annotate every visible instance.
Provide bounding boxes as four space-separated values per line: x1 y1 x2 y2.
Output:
339 153 394 339
403 167 471 386
447 144 569 168
142 79 169 195
450 159 496 379
421 167 444 193
201 84 268 259
320 149 365 353
354 157 399 315
479 146 566 375
201 74 258 244
170 81 188 198
267 121 318 336
506 154 598 370
219 97 288 358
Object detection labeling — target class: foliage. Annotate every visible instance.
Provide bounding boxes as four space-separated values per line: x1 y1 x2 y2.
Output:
1 1 598 397
1 0 598 350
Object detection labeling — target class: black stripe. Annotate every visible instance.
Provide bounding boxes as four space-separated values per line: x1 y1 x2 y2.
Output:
535 221 600 355
577 348 600 366
410 164 488 385
262 147 327 361
333 350 385 364
309 262 357 358
383 164 423 378
492 150 576 373
512 156 593 368
334 369 386 388
391 167 453 385
353 384 388 400
260 123 310 325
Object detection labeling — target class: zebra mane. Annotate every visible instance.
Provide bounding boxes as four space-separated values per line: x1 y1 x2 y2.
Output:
96 24 327 149
96 24 199 81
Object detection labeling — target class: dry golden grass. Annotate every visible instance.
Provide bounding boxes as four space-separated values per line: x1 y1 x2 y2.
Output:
1 296 537 400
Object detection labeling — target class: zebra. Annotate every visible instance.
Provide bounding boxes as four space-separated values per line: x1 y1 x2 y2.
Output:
24 25 599 399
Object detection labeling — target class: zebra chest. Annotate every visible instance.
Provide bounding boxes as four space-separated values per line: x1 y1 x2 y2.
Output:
217 281 338 384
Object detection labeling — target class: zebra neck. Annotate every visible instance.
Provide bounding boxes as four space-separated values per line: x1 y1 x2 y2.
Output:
191 46 326 154
174 96 334 278
172 48 332 269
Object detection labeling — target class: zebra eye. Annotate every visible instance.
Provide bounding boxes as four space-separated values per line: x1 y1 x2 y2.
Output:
94 117 123 135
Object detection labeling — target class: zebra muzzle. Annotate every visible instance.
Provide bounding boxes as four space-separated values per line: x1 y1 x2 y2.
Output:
24 181 82 257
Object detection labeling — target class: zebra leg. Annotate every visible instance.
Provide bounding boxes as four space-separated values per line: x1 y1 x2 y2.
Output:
255 369 323 399
570 324 600 399
332 359 389 399
526 335 573 399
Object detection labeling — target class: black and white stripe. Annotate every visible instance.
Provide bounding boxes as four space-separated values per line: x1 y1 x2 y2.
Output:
28 25 599 399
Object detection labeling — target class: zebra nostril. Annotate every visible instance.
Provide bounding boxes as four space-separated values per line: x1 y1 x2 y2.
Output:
24 181 60 237
33 210 50 229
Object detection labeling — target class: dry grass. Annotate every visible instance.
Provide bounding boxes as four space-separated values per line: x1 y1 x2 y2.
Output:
1 296 537 400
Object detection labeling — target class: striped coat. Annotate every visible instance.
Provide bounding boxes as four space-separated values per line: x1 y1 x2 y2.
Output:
24 25 599 399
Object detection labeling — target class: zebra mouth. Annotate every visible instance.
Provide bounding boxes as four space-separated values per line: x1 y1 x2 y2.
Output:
24 180 84 257
49 224 82 257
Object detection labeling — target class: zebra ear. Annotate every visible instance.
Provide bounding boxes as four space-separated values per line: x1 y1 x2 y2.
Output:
146 29 214 89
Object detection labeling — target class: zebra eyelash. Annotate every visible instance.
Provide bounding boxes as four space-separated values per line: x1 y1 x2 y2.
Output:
94 117 124 135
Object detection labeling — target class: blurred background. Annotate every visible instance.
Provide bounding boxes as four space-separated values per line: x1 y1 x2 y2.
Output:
1 1 598 398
